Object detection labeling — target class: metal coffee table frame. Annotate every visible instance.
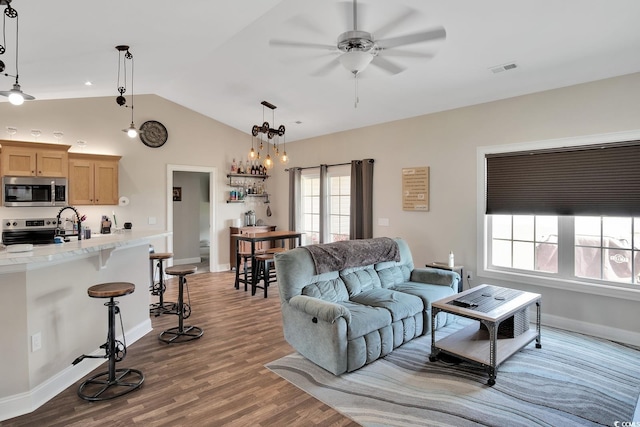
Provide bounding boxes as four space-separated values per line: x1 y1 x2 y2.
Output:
429 284 541 386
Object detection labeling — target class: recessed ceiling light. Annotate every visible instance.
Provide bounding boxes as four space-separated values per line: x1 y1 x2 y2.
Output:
295 121 302 125
84 81 93 86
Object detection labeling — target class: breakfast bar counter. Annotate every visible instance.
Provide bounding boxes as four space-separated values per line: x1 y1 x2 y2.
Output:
0 230 170 421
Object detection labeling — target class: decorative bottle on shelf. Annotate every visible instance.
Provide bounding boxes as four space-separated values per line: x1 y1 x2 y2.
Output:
448 251 455 268
231 158 237 173
259 163 264 175
251 161 257 175
238 160 244 174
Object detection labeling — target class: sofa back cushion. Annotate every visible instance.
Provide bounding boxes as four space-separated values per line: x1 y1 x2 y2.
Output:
275 247 350 302
340 265 382 296
376 238 414 288
301 271 350 303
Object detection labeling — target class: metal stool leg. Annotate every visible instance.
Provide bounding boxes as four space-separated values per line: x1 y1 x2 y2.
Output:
159 274 204 344
76 297 144 401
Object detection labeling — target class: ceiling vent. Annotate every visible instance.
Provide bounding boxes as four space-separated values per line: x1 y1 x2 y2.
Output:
490 62 518 74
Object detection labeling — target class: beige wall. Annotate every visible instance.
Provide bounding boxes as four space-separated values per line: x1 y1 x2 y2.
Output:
268 72 640 344
1 72 640 343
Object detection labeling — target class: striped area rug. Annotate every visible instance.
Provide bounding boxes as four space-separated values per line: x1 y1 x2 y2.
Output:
266 322 640 426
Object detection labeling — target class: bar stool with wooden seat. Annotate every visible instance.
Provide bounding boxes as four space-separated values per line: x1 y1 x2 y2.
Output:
252 248 286 298
149 252 176 316
234 251 254 292
159 265 204 343
72 282 144 401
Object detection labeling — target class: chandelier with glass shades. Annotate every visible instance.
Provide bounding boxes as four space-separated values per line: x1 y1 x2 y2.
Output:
249 100 289 169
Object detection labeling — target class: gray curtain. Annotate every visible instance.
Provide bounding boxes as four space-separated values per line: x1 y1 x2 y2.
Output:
350 159 374 239
288 167 301 231
319 164 328 243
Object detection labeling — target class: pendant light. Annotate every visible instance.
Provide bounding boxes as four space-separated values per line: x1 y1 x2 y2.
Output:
116 45 138 138
280 134 289 165
250 100 288 168
0 0 35 105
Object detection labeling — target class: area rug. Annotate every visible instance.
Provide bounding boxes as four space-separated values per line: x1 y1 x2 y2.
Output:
266 322 640 426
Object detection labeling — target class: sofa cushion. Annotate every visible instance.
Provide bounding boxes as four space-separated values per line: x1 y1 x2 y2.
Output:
338 301 392 340
301 272 350 303
389 281 455 311
350 288 423 322
340 265 382 296
376 264 412 288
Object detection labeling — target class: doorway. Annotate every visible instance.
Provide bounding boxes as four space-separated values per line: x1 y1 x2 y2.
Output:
166 165 217 273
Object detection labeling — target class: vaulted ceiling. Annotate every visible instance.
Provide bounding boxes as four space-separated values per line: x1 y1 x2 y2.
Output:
2 0 640 141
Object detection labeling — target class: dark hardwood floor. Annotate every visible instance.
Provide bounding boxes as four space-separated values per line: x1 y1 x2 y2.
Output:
2 271 358 427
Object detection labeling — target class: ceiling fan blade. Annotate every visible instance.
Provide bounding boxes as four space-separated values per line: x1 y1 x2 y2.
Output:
376 27 446 49
269 39 336 51
378 49 434 59
372 8 414 39
370 56 406 75
311 57 341 77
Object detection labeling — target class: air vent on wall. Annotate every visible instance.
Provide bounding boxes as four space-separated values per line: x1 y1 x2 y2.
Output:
489 62 518 74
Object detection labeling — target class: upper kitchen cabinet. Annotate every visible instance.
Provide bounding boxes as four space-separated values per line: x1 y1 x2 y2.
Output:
0 140 70 177
68 153 121 205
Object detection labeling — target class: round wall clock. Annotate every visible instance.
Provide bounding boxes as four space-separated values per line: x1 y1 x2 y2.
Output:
139 120 168 148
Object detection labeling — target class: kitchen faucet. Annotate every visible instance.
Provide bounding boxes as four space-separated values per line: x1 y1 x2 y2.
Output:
56 206 82 241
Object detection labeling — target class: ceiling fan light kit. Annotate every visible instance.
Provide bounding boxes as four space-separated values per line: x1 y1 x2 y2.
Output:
0 0 35 106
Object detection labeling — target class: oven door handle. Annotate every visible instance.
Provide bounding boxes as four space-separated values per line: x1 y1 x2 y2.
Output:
51 180 55 206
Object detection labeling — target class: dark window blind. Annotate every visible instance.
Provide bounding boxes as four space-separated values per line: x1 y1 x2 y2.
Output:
486 141 640 216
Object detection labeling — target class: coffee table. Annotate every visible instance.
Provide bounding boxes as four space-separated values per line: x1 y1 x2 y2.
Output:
429 284 541 386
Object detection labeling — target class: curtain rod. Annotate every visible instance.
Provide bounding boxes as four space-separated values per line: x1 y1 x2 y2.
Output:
284 159 374 172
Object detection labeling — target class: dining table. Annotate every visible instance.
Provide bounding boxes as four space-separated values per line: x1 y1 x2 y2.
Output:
232 230 304 291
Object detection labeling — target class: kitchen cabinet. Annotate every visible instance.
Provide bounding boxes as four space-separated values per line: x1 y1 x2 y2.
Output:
68 153 121 205
230 225 276 270
0 140 70 177
226 173 269 203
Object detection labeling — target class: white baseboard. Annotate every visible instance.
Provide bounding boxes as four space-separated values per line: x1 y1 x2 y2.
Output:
173 257 201 265
541 313 640 347
0 319 152 422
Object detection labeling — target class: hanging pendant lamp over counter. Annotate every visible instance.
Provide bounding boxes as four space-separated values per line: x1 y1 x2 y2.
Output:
116 45 139 138
0 0 36 105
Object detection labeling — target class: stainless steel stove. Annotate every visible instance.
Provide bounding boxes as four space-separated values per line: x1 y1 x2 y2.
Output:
2 218 59 245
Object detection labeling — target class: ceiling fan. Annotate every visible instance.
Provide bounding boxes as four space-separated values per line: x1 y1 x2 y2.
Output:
269 0 446 79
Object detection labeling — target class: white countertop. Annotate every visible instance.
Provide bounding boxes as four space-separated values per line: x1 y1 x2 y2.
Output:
0 230 170 267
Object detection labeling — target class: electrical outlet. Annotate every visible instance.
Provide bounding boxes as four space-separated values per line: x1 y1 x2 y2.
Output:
31 332 42 352
467 271 473 280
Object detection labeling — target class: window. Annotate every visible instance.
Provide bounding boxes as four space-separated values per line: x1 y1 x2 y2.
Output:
488 215 640 286
483 135 640 291
300 165 350 245
301 172 320 245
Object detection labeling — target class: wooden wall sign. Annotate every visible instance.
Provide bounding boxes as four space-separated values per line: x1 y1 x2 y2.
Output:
402 167 429 211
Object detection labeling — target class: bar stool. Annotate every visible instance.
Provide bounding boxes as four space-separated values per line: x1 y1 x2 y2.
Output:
234 251 253 291
253 249 286 298
73 282 144 401
159 265 204 344
149 252 176 316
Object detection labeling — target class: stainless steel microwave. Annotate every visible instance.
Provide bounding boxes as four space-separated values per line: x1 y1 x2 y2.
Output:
3 176 68 207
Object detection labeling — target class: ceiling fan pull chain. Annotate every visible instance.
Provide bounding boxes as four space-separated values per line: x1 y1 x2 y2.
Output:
354 72 359 108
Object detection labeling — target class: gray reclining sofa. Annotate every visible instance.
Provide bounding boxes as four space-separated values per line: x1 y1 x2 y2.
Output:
274 237 460 375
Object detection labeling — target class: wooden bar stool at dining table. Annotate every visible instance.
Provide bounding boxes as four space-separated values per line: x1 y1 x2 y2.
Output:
252 247 286 298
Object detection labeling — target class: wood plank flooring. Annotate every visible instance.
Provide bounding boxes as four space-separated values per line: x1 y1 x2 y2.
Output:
2 271 358 427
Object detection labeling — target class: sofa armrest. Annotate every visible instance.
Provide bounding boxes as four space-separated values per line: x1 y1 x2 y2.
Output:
411 267 460 289
288 295 351 324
